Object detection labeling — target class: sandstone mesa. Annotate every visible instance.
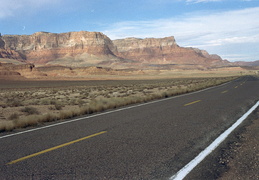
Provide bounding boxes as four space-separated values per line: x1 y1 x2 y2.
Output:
0 31 256 79
0 31 229 67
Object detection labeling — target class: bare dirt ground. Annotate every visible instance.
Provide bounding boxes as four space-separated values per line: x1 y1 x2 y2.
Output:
187 108 259 180
218 109 259 180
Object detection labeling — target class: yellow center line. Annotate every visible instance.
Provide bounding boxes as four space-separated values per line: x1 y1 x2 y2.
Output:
221 90 228 94
184 100 201 106
7 131 107 165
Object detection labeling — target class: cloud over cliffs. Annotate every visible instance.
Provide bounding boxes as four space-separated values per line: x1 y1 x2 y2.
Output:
103 7 259 61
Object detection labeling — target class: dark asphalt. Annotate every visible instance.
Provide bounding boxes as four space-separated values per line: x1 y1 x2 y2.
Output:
0 76 259 179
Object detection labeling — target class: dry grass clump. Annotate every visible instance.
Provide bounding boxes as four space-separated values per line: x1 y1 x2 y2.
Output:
5 99 23 107
0 76 237 132
8 113 19 120
20 107 39 115
13 113 58 129
0 121 15 131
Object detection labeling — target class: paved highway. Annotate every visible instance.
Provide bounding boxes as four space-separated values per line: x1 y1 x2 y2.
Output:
0 76 259 179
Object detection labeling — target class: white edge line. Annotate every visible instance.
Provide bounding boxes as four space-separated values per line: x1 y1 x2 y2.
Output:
170 100 259 180
0 80 233 140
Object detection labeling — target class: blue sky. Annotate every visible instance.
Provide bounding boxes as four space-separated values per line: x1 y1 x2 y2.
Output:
0 0 259 62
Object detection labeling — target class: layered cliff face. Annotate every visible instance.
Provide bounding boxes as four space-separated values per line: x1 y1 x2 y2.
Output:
1 31 119 66
0 36 24 59
0 37 4 48
0 31 229 69
232 60 259 67
113 37 227 66
0 63 34 79
114 36 178 52
0 49 24 60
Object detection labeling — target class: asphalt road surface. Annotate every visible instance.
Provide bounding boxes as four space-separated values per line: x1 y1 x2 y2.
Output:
1 76 259 180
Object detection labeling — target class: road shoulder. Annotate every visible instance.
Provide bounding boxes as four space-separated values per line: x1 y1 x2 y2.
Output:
186 108 259 180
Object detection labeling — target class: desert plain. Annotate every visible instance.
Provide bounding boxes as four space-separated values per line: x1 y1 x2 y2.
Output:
0 31 259 179
0 73 240 131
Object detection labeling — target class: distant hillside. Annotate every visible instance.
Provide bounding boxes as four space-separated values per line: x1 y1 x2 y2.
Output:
232 60 259 67
1 31 231 69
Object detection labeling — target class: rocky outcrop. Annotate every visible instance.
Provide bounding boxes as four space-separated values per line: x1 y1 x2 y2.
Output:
0 37 5 48
114 37 178 52
1 31 119 65
0 34 25 60
0 70 24 80
113 37 228 67
232 60 259 67
1 63 34 71
0 63 24 79
0 49 25 60
0 31 230 69
0 62 119 79
0 62 47 79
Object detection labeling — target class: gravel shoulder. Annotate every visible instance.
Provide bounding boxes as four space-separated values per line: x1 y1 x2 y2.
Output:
186 108 259 180
218 109 259 180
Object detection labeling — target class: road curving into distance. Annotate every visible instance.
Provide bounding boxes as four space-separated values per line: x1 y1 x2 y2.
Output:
0 76 259 179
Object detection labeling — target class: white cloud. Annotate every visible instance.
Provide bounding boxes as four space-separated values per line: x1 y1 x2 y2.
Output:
104 7 259 44
103 7 259 61
207 35 259 46
0 0 61 19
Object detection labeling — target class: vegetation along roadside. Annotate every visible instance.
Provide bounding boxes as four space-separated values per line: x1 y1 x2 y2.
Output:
0 76 237 132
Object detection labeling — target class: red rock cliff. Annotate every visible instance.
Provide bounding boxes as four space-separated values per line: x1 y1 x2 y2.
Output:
113 37 227 66
1 31 118 65
0 31 229 68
